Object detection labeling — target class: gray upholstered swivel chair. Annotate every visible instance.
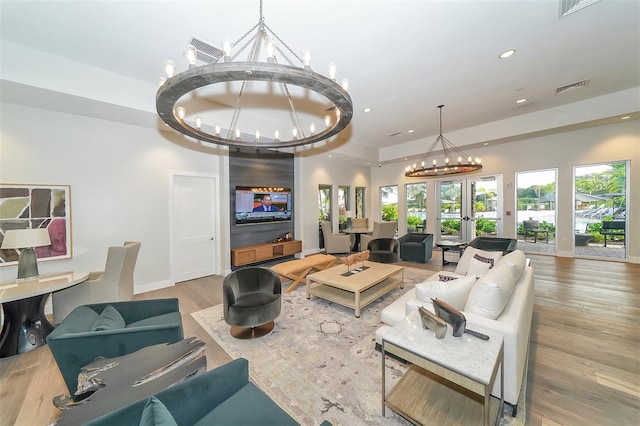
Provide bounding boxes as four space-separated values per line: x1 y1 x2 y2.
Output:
223 267 282 339
52 241 141 324
360 221 397 250
320 221 351 254
367 238 399 263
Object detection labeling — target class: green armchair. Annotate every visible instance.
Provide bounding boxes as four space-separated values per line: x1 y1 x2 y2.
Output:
46 298 183 399
399 233 434 263
84 358 304 426
467 236 517 254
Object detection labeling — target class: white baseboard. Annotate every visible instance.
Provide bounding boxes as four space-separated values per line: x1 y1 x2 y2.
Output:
134 280 173 295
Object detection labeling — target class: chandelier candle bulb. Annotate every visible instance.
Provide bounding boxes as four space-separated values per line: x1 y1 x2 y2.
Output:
266 40 275 58
292 128 298 139
324 115 331 128
341 78 349 91
255 130 260 142
310 123 315 134
185 45 197 67
328 62 337 80
235 128 241 140
163 60 176 78
176 107 186 120
195 116 202 129
222 37 232 60
215 125 221 136
274 130 280 141
303 49 312 68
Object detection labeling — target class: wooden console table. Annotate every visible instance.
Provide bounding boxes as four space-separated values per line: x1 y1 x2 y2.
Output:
231 240 302 266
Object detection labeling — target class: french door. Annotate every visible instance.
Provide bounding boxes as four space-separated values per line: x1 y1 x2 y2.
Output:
436 175 502 242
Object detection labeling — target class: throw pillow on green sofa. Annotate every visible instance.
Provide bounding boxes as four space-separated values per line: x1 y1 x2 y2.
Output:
90 304 126 331
139 396 178 426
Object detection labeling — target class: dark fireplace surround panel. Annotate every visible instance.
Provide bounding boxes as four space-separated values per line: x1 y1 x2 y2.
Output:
229 147 295 261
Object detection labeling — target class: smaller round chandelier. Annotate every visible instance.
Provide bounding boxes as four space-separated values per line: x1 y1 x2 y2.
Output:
405 105 482 177
156 0 353 149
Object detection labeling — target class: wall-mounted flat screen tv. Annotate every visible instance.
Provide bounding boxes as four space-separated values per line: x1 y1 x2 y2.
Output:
235 186 292 225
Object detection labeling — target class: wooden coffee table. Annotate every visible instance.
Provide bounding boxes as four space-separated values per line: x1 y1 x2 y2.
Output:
306 261 404 317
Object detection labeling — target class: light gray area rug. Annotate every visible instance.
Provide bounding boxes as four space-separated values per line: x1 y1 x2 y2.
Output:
192 267 525 426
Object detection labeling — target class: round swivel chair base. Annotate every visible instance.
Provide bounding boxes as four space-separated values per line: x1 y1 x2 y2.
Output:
230 321 275 339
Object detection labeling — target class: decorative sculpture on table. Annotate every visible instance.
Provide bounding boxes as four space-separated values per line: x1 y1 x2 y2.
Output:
340 250 370 275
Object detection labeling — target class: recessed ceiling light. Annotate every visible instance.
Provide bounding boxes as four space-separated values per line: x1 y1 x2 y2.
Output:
621 115 631 120
363 107 372 113
407 129 414 133
483 142 489 146
499 49 516 59
516 98 527 104
328 154 332 158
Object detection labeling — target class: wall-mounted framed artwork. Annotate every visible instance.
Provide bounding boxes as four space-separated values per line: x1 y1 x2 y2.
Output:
0 184 72 266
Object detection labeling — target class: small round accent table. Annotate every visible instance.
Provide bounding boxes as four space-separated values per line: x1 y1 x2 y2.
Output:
435 240 467 265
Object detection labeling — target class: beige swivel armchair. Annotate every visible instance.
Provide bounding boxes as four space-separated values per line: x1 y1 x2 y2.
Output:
360 221 397 249
321 221 351 254
52 241 141 324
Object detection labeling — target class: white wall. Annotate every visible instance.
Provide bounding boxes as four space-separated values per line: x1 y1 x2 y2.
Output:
0 102 231 288
371 119 640 262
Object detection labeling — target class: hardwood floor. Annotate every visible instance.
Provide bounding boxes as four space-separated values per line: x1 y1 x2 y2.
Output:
0 254 638 425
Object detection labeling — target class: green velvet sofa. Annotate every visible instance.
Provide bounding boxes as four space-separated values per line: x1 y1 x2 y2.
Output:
46 298 183 398
84 358 320 426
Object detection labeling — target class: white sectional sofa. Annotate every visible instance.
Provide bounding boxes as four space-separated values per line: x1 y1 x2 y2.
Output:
376 247 534 414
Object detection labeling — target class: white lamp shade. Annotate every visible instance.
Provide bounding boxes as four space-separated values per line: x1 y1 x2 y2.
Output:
1 228 51 249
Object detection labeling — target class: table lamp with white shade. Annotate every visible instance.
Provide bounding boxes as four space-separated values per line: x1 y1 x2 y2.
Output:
1 228 51 280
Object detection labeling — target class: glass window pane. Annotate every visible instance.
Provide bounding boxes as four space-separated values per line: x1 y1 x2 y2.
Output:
516 169 556 253
405 182 426 232
355 187 365 218
574 162 627 259
380 185 398 222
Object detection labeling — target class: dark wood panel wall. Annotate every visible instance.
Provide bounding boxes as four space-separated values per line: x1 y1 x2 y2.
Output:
229 147 295 251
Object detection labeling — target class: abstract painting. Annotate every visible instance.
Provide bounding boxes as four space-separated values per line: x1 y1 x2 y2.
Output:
0 184 72 266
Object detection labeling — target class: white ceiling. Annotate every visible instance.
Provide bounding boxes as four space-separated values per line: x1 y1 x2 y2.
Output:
1 0 639 165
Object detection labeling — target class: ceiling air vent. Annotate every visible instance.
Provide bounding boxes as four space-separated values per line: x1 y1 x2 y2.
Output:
559 0 601 18
387 132 404 138
555 79 590 95
185 37 224 64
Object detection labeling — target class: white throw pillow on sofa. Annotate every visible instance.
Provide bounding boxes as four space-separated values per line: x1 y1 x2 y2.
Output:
415 274 476 310
496 249 526 281
463 262 517 319
455 247 503 276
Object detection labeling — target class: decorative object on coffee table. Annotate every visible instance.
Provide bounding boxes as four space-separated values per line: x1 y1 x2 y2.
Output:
418 306 447 339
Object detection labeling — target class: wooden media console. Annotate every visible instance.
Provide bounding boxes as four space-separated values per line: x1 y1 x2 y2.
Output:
231 240 302 267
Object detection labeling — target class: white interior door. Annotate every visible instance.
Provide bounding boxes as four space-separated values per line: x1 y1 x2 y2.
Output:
171 173 219 283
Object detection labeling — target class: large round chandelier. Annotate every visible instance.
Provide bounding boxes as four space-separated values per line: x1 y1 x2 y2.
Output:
405 105 482 177
156 1 353 148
